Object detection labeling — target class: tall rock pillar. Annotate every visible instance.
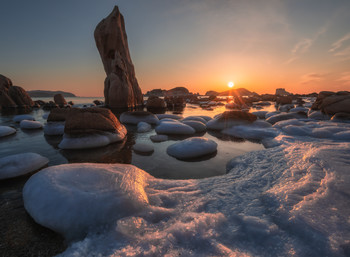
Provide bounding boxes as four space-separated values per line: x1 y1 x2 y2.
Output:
94 6 143 109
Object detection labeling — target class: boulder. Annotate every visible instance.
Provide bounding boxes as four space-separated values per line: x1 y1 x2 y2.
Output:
331 112 350 122
0 74 34 108
146 96 166 109
276 96 292 105
54 94 67 107
94 6 143 109
206 111 257 130
47 108 71 122
120 111 159 125
64 108 125 135
311 91 350 115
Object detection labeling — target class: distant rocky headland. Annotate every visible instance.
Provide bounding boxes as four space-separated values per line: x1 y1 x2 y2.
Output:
28 90 76 98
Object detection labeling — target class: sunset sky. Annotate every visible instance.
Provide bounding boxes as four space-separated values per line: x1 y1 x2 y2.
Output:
1 0 350 97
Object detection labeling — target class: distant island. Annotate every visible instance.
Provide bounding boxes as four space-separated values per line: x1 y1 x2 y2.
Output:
205 88 258 97
28 90 76 97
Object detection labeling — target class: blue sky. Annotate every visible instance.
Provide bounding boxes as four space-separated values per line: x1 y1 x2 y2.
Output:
1 0 349 96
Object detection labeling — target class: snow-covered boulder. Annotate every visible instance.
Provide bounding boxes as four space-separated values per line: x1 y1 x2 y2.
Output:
308 111 330 120
150 134 168 142
289 106 308 114
207 111 257 130
0 153 49 180
222 126 278 140
155 121 195 135
44 122 65 136
133 143 154 154
120 111 159 125
265 111 281 119
182 116 207 124
23 163 151 240
266 112 307 125
167 137 217 160
13 114 35 123
137 122 152 133
0 126 16 137
58 131 126 149
156 114 182 120
251 111 268 119
20 120 43 129
182 120 206 133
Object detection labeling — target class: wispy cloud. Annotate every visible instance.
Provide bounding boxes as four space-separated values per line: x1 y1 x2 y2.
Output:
329 33 350 52
301 73 325 84
286 26 327 64
336 72 350 85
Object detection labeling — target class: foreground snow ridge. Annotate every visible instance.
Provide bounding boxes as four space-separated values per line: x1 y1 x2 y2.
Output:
23 137 350 256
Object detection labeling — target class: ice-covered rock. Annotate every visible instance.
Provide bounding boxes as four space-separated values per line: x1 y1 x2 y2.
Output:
0 153 49 179
182 116 207 124
182 120 206 133
158 118 181 124
251 111 268 119
265 111 281 119
207 111 257 130
0 126 16 137
222 126 278 140
273 119 305 129
266 112 307 124
278 104 294 112
58 131 126 149
156 114 182 120
155 121 195 135
42 113 49 119
120 111 159 125
44 122 65 136
289 106 309 114
150 134 168 142
308 110 330 120
198 115 212 122
20 120 43 129
137 122 152 133
167 137 217 160
133 143 154 154
13 114 35 123
23 163 151 240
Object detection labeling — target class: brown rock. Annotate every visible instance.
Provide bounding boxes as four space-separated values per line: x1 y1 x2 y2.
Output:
54 94 67 107
94 6 143 109
311 91 350 115
146 96 166 109
47 108 71 122
64 108 125 135
276 96 292 105
217 111 257 122
0 74 34 108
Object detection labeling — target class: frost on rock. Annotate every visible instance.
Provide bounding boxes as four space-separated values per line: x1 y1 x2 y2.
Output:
0 125 16 137
0 153 49 179
20 120 43 129
137 122 152 133
44 122 65 136
58 129 126 149
13 114 35 122
23 163 151 241
167 137 217 160
155 121 195 135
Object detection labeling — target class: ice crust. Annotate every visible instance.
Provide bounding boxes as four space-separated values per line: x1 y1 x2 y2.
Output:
167 137 218 160
20 120 43 129
0 153 49 179
0 125 16 137
22 118 350 256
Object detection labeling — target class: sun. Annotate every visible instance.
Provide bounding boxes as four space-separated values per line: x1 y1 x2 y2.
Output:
228 81 234 88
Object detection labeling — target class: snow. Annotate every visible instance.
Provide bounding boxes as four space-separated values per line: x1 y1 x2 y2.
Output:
137 122 152 133
44 122 65 135
266 112 307 124
23 163 151 241
308 111 331 120
252 111 268 119
167 137 217 160
20 120 43 129
120 112 159 125
289 106 309 113
13 114 35 122
150 134 168 142
182 116 208 124
156 114 182 120
182 120 207 133
222 126 279 140
155 121 195 135
0 153 49 179
0 126 16 137
265 111 281 119
206 118 253 131
133 143 154 154
58 129 127 149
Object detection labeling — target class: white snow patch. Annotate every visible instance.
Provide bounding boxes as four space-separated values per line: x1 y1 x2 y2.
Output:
20 120 43 129
222 126 279 140
0 126 16 137
167 137 217 160
120 112 159 125
182 120 207 133
155 121 195 135
0 153 49 179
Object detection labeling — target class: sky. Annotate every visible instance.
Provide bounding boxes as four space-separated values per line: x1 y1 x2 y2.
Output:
1 0 350 97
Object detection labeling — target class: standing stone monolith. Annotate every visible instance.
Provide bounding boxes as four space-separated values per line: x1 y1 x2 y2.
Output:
94 6 143 109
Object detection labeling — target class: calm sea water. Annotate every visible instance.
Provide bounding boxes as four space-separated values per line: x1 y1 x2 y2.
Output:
0 97 276 179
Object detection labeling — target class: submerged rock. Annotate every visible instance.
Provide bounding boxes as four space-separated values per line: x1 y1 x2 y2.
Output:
133 143 154 154
150 134 168 142
120 111 159 125
94 6 143 109
0 153 49 180
167 137 217 160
